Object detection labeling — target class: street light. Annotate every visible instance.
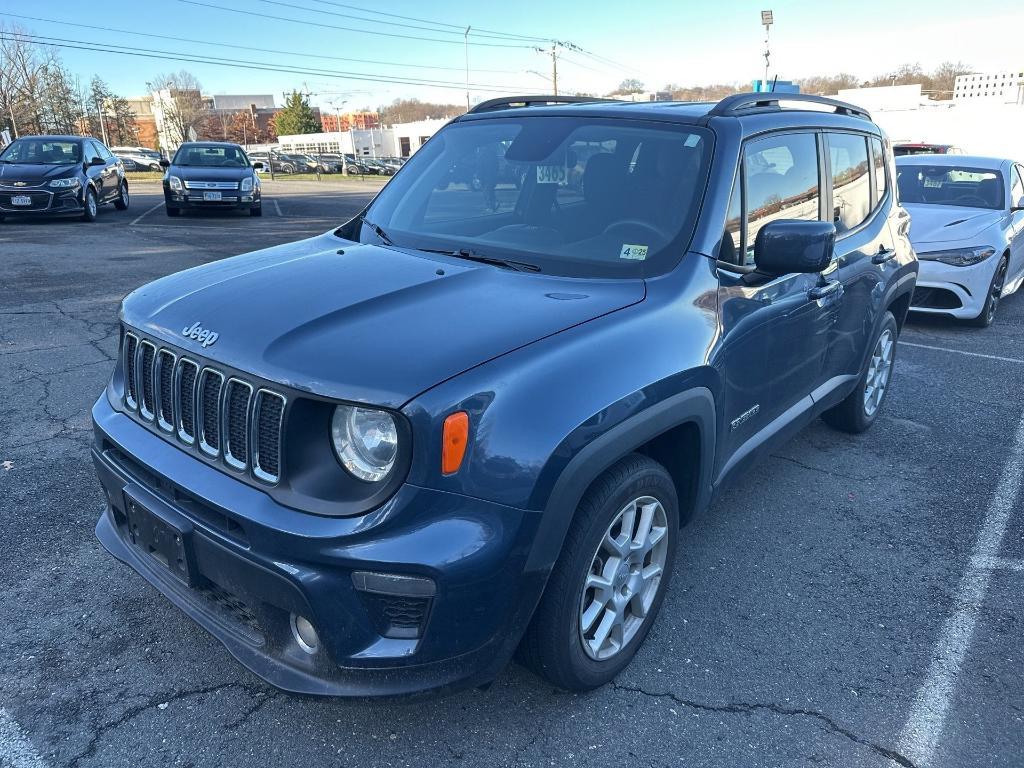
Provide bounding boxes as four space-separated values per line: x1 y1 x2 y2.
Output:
761 10 773 87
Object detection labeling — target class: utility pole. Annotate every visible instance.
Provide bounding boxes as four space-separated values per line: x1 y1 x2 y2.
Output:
464 26 471 111
551 43 559 96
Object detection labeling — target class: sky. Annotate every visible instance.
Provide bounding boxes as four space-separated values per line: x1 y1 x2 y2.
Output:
3 0 1024 113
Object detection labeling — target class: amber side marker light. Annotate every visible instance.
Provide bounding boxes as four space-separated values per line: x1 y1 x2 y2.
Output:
442 411 469 475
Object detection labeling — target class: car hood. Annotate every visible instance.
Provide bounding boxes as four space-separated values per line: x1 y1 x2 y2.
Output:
121 233 645 408
169 165 254 181
0 163 78 185
905 204 1003 245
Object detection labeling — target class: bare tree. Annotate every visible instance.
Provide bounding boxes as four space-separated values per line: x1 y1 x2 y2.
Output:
147 70 208 146
0 24 49 136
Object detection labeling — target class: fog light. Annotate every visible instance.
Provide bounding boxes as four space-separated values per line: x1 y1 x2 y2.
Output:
290 613 319 654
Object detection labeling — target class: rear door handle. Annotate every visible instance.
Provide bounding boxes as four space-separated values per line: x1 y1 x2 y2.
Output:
872 248 897 264
808 280 843 302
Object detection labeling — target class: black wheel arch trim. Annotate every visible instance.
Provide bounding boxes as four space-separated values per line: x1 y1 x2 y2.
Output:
525 387 716 574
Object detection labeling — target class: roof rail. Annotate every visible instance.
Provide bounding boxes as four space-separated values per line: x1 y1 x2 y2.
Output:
467 95 619 114
708 92 871 120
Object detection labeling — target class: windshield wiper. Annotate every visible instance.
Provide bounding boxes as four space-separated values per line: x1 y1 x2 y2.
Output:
362 218 394 245
417 247 541 273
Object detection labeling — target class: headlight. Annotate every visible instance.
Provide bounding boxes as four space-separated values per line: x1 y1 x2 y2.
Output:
48 177 80 188
240 175 254 192
917 247 995 267
331 405 399 482
168 175 183 192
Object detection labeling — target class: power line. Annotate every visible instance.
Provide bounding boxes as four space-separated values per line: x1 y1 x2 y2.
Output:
178 0 536 48
2 12 521 74
2 33 535 92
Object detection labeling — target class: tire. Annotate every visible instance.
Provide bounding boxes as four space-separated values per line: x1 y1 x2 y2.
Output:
967 255 1008 328
249 205 262 217
518 453 678 691
822 310 898 434
81 187 98 222
114 181 129 211
166 206 181 217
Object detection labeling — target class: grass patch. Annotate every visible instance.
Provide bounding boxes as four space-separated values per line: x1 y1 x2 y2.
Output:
124 171 165 182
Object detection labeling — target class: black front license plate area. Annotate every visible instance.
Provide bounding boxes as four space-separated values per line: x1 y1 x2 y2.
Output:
123 490 196 586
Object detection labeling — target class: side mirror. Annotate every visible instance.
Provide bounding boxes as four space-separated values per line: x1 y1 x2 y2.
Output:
89 156 105 166
252 161 264 170
754 220 836 275
159 159 170 168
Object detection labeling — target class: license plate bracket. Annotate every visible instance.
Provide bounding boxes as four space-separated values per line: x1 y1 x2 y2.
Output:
202 191 222 201
11 195 31 206
122 487 199 586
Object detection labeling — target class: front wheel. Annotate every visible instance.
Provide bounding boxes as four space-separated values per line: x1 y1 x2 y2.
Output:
822 311 898 433
967 255 1008 328
114 181 129 210
518 453 678 691
249 205 262 217
166 206 181 217
81 187 98 222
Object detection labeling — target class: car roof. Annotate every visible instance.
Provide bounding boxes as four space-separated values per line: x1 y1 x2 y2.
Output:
15 135 87 142
177 141 246 148
896 154 1008 169
456 93 879 134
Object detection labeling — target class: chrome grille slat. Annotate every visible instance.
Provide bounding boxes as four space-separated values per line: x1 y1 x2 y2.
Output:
253 390 285 484
120 329 285 484
182 180 239 190
223 379 253 470
138 341 157 420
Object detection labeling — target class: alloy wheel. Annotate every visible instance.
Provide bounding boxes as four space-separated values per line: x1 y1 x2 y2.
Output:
863 328 893 417
87 191 97 218
579 495 669 661
986 259 1007 324
121 185 129 207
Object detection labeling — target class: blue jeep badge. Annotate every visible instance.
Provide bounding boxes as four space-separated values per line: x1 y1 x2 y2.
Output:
181 321 219 348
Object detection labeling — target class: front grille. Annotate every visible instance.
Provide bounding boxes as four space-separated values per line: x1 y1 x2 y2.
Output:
0 190 52 211
121 331 286 484
183 180 239 190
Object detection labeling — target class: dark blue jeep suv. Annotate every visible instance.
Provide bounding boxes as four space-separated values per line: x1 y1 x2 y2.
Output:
91 93 917 696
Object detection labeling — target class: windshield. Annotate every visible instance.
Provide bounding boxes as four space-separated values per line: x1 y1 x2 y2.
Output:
172 144 249 168
0 138 82 165
359 116 712 278
896 164 1005 210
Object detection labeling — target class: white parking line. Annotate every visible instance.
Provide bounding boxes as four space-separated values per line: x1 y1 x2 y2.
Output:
897 410 1024 766
898 340 1024 365
0 707 49 767
272 199 283 217
129 200 165 226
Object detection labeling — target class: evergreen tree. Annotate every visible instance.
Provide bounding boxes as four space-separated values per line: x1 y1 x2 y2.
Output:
271 91 322 136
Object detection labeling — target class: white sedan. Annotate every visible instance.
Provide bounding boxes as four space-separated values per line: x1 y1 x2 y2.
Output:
897 155 1024 326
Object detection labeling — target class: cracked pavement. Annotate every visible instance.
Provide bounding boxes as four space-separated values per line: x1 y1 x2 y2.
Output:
1 183 1021 767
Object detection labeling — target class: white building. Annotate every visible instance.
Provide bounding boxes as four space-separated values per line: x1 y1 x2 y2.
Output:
388 118 450 158
277 117 452 159
953 70 1024 104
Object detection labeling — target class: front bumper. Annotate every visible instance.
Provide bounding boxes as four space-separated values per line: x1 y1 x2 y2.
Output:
91 395 546 697
164 190 260 210
0 187 85 217
909 256 999 318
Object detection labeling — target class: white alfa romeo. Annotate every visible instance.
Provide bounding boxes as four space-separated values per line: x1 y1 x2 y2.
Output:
897 154 1024 326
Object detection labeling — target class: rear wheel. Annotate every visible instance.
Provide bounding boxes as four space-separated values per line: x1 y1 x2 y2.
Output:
114 181 129 211
518 453 678 691
967 255 1008 328
822 311 898 433
81 187 98 222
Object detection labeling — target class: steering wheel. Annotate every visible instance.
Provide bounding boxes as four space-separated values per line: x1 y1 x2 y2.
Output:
954 194 989 206
602 219 668 243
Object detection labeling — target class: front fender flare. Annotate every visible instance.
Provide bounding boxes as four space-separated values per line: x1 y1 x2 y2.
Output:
524 386 716 573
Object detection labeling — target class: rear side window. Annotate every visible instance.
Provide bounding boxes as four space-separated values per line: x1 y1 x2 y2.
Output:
743 132 821 263
828 133 871 232
871 137 887 202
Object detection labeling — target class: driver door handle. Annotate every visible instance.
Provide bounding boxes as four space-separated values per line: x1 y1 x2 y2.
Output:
872 247 897 264
808 280 843 302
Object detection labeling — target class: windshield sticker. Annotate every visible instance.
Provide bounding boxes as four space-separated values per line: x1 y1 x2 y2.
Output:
922 176 943 188
536 164 567 185
619 244 649 260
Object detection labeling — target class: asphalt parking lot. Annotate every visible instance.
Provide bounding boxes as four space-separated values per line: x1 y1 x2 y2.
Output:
1 180 1021 768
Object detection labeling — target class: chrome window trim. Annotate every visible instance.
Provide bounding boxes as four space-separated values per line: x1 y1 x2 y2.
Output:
222 378 253 471
137 340 157 421
174 358 199 445
197 368 225 458
123 332 139 410
252 389 286 485
155 349 177 433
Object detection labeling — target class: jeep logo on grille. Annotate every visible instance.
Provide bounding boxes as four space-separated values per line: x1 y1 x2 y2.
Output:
182 321 219 348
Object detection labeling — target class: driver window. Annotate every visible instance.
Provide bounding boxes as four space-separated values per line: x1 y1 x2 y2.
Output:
743 133 821 265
